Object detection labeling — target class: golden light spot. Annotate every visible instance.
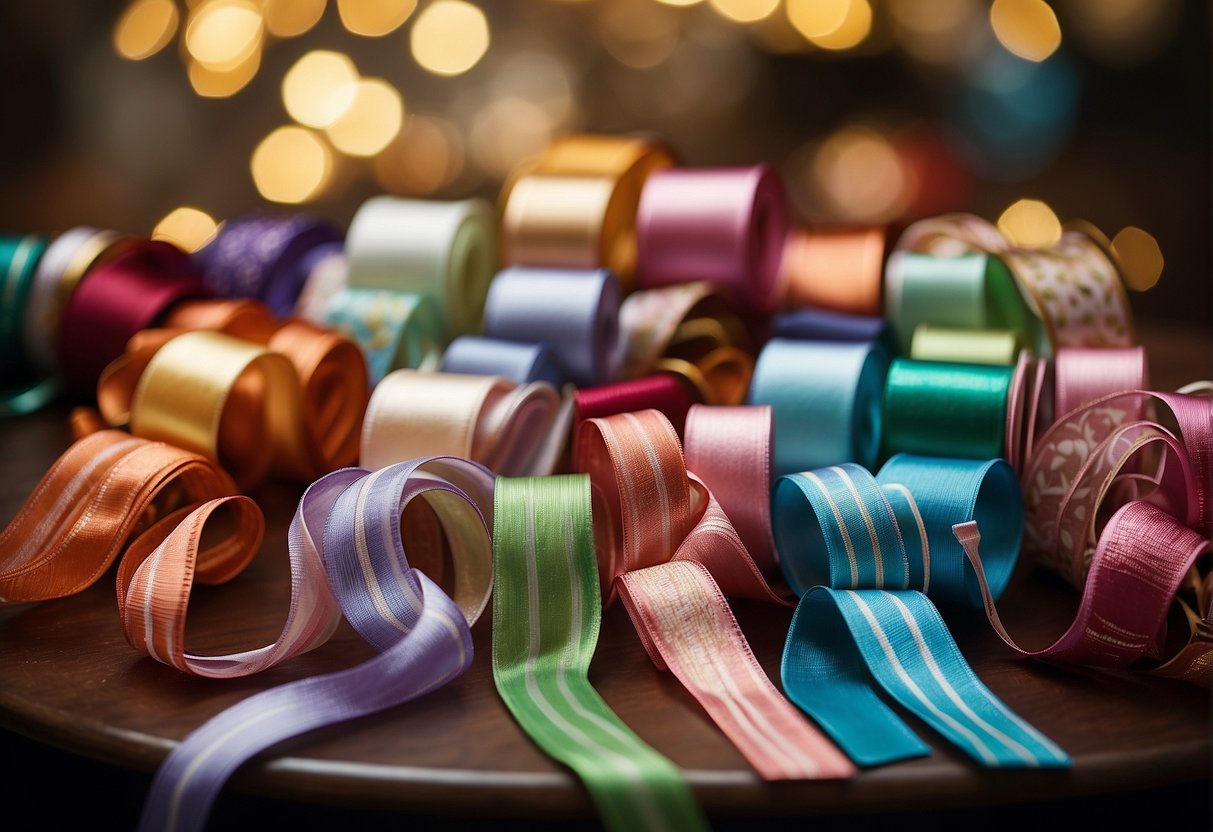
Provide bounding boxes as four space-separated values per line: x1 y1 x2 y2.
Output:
786 0 850 39
600 2 680 69
1111 226 1164 291
113 0 179 60
152 206 220 253
187 45 261 97
710 0 780 23
997 198 1062 248
805 0 871 50
990 0 1062 63
888 0 980 64
372 115 464 195
336 0 417 37
813 126 909 223
262 0 326 37
410 1 490 77
282 50 360 128
251 127 333 204
325 78 405 157
469 98 551 179
654 0 703 5
185 0 263 71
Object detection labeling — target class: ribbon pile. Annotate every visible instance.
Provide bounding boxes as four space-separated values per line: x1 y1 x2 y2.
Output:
1 131 1209 832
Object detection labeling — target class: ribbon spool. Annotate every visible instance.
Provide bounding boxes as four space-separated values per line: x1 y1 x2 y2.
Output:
57 239 212 396
343 195 498 339
193 214 344 318
292 247 348 323
572 373 700 440
482 266 621 388
499 133 677 292
323 287 444 383
440 335 567 387
360 369 571 477
749 337 889 476
636 164 789 314
1 235 50 414
909 325 1023 366
777 225 887 316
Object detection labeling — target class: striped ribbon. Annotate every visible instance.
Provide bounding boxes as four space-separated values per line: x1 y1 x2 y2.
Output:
492 475 708 832
138 456 495 832
775 459 1069 768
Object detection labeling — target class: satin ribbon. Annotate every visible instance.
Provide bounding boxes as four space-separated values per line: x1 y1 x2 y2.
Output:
343 196 497 338
193 214 344 317
292 247 348 323
909 325 1023 366
572 373 700 440
95 299 368 489
882 357 1013 461
138 456 495 832
636 165 788 313
770 307 895 353
323 286 444 383
576 409 856 781
0 235 51 415
57 240 212 396
774 459 1070 768
499 132 677 291
0 429 238 604
440 335 567 387
777 225 886 316
491 475 708 832
482 266 621 387
748 337 889 476
360 369 571 477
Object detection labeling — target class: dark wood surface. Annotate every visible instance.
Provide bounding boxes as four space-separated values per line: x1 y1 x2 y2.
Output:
1 320 1210 829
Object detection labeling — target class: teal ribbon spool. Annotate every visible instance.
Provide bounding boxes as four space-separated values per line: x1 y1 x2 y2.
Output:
1 235 53 416
749 338 889 476
882 357 1012 462
323 288 444 384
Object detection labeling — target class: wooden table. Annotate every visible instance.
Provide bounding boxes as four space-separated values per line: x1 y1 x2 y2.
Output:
1 320 1209 829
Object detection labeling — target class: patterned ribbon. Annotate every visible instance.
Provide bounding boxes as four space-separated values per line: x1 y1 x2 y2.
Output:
440 335 567 387
749 337 889 476
193 214 344 317
138 456 495 832
323 287 443 383
777 225 886 316
482 266 622 387
491 474 708 832
93 299 369 489
576 408 856 781
774 459 1070 768
500 132 677 291
342 195 498 339
0 234 51 415
636 165 788 314
360 369 572 477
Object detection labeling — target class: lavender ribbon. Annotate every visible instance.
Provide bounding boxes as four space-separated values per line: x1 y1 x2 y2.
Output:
441 334 568 387
137 457 495 832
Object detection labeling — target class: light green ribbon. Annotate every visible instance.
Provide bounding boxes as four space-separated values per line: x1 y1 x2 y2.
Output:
909 325 1023 366
491 475 708 832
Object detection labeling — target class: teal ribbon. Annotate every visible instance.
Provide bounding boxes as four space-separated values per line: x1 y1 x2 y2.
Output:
323 288 444 384
775 458 1068 768
0 235 53 417
749 337 889 476
882 357 1012 462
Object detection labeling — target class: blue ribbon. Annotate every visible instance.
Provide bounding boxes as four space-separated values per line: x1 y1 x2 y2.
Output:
440 335 567 387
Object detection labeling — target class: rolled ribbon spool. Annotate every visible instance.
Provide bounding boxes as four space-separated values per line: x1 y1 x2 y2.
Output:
323 287 444 383
1 235 50 413
1052 345 1148 421
909 325 1024 366
499 132 677 292
482 266 621 388
440 335 567 388
292 248 348 323
193 214 344 318
748 338 889 476
57 239 211 396
777 225 886 316
572 373 700 440
360 369 571 477
882 357 1013 461
770 308 897 356
343 196 497 339
635 164 789 313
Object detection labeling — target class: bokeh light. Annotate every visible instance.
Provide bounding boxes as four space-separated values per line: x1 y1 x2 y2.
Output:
261 0 326 38
152 206 219 252
805 0 871 50
469 98 551 179
372 115 465 195
410 1 491 77
184 0 264 71
251 126 333 204
997 198 1061 248
599 1 681 69
187 46 261 97
812 126 909 222
282 50 360 128
1112 226 1164 291
325 78 405 157
709 0 779 24
113 0 180 60
336 0 417 37
990 0 1062 63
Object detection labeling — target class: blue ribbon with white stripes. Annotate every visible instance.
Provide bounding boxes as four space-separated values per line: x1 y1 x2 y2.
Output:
775 459 1070 769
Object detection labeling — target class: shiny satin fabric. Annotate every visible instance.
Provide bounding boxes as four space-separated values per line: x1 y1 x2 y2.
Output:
778 225 886 316
0 235 51 414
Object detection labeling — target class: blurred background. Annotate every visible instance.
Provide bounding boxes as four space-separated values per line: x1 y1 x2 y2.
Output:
0 0 1207 328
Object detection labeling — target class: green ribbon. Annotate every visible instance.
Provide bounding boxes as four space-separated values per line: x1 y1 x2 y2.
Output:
882 357 1011 461
491 475 708 832
909 324 1023 366
1 235 53 417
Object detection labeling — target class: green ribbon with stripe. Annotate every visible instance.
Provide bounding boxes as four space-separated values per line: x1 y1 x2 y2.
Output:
491 474 708 832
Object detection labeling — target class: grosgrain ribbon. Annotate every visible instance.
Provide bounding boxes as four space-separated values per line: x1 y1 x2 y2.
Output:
138 456 494 832
577 409 855 781
491 475 709 832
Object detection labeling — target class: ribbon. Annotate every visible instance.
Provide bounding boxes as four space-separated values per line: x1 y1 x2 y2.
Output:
636 164 788 314
291 246 348 323
909 325 1023 366
482 266 621 387
360 369 572 477
499 132 677 291
440 335 567 387
749 338 889 476
0 235 51 415
770 307 895 352
343 195 497 339
777 225 886 316
573 373 700 439
491 474 709 832
57 240 212 396
774 459 1070 768
323 287 444 383
576 409 856 781
193 214 344 317
138 456 494 832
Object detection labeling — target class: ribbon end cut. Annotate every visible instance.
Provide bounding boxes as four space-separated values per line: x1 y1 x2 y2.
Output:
952 521 981 550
